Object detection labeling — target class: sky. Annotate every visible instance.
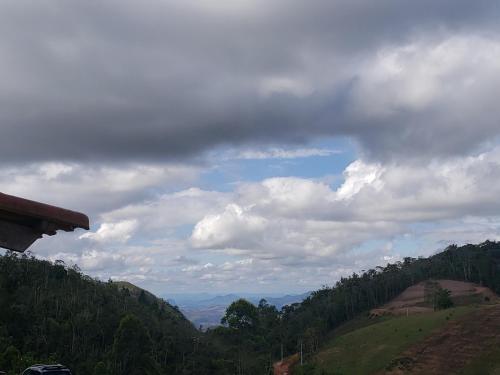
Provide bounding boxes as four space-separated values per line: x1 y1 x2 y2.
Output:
2 0 500 295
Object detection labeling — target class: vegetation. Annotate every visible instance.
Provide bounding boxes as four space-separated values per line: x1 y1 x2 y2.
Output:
434 287 454 310
1 241 500 374
220 299 259 331
208 241 500 373
459 346 500 375
424 280 454 310
297 306 475 374
0 251 214 374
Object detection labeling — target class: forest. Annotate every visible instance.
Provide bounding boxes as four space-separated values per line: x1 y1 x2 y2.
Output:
1 241 499 374
0 252 217 374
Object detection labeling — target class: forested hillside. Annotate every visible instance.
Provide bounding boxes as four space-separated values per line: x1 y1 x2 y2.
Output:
0 251 218 375
1 242 499 374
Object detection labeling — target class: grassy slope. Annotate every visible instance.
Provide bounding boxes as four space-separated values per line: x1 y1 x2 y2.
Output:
305 306 476 375
459 346 500 375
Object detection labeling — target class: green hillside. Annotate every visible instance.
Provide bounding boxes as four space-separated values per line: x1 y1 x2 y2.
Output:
307 302 500 374
296 306 476 374
460 346 500 375
0 251 212 375
114 280 180 317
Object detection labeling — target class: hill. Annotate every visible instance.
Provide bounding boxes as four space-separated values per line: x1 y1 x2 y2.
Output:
385 304 500 374
294 304 500 374
114 280 185 317
0 251 213 375
277 241 500 359
294 280 500 374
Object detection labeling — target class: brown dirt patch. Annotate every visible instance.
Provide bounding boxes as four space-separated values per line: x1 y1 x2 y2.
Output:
370 280 498 317
382 304 500 374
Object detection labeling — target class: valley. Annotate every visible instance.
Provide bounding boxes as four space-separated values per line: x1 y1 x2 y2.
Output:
169 293 311 328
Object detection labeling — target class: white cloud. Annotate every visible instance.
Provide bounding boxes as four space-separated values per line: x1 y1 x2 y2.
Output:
335 160 384 200
191 204 267 248
238 177 335 219
188 145 500 262
101 187 231 234
80 220 138 243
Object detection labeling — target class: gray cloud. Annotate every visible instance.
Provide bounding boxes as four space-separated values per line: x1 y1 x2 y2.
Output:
0 0 499 162
0 161 200 216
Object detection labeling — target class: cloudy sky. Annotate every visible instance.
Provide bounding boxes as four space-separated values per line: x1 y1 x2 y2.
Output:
2 0 500 295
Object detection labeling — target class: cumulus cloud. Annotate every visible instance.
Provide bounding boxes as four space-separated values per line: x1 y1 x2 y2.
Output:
335 161 384 200
46 247 156 275
100 188 231 234
191 204 268 249
80 220 138 243
188 146 500 260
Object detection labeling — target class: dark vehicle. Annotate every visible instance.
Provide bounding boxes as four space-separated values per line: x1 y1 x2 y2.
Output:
22 364 71 375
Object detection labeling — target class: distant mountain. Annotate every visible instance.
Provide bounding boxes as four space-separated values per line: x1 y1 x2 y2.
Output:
181 305 228 329
195 293 242 307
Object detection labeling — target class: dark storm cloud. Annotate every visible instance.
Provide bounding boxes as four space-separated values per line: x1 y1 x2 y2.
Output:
0 0 499 162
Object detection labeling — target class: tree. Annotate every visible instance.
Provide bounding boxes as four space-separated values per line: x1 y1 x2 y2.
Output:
221 299 258 331
138 290 148 305
93 361 110 375
0 346 21 374
111 314 158 375
434 288 454 310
